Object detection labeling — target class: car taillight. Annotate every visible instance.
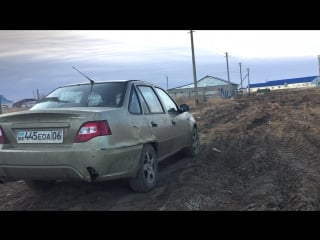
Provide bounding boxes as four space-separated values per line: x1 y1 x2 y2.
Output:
74 121 112 143
0 126 5 144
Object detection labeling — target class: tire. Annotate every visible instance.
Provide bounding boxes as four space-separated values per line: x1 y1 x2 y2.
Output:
25 180 55 192
184 127 200 157
129 144 158 193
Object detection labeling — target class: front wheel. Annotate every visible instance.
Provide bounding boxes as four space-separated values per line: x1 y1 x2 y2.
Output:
184 127 200 157
129 144 158 193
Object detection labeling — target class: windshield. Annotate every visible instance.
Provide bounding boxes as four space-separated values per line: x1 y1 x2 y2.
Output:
31 82 127 110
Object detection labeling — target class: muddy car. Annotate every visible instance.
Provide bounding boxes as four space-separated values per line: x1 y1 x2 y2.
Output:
0 80 199 192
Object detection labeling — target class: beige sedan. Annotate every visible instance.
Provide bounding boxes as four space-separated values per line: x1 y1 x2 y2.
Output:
0 80 199 192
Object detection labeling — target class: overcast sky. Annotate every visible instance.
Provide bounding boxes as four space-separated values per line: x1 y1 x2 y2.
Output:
1 30 320 102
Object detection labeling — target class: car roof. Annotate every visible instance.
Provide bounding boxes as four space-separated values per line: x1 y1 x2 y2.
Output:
64 80 137 87
64 80 162 89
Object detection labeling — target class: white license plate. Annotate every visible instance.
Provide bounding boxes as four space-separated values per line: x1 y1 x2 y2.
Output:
17 130 64 143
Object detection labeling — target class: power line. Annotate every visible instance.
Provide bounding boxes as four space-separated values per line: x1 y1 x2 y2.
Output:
210 71 239 74
210 48 226 57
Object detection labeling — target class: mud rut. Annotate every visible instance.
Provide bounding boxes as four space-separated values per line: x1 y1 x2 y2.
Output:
1 88 320 210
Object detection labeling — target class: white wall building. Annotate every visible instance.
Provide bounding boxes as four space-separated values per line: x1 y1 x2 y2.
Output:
168 75 238 100
248 76 320 93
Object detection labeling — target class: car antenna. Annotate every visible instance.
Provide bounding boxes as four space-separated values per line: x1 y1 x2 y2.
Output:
72 66 95 86
72 67 95 106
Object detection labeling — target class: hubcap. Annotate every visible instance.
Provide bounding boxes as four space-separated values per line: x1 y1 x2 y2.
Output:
143 151 155 184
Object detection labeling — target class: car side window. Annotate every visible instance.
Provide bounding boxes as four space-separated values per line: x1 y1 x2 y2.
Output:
155 88 178 113
137 86 164 114
136 88 150 114
129 87 142 114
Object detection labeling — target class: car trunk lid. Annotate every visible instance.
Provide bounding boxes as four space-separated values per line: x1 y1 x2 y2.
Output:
0 109 98 147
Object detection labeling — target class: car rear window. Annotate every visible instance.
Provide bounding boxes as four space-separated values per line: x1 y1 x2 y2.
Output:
31 82 127 110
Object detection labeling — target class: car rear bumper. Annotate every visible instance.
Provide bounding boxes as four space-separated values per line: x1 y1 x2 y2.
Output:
0 144 142 183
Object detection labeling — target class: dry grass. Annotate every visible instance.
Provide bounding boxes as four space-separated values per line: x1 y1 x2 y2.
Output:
204 97 232 107
174 97 232 114
175 98 197 109
2 107 29 114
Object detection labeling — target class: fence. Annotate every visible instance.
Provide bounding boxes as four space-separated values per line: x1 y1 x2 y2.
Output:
168 85 238 102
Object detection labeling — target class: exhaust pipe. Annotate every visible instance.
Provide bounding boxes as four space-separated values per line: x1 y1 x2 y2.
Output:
87 167 99 181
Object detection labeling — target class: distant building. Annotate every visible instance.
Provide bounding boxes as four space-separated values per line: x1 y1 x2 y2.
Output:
0 95 13 108
248 75 320 92
167 75 238 101
13 98 38 108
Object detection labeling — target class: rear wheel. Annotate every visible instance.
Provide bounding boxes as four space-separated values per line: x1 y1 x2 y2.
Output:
129 144 158 193
25 180 55 192
184 127 200 157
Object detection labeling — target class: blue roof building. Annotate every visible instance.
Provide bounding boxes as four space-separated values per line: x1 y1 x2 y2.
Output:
248 76 320 92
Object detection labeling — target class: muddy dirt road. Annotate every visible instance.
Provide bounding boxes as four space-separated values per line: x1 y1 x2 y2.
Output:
1 88 320 210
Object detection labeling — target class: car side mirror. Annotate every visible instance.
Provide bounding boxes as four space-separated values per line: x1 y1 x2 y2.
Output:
180 104 190 113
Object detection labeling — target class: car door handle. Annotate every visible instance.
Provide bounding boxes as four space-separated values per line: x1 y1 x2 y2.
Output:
171 120 176 125
151 121 158 127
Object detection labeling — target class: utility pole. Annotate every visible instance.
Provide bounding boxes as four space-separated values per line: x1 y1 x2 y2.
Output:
0 95 2 114
166 76 169 90
225 52 231 97
189 30 198 105
247 68 250 96
318 55 320 77
239 62 243 89
36 89 40 100
225 52 231 83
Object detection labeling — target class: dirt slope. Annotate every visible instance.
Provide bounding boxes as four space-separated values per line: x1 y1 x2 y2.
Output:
1 88 320 210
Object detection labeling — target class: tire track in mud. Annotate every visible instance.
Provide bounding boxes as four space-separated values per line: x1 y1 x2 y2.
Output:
0 180 133 210
263 91 320 210
270 116 320 210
